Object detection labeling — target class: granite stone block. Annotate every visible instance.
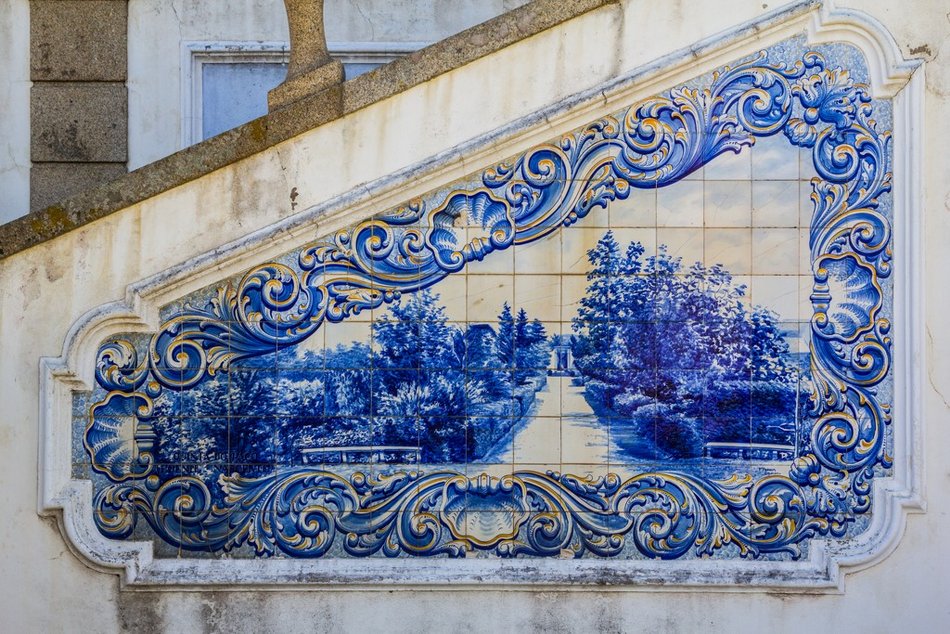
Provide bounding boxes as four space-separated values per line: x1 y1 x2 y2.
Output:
31 82 128 162
30 0 128 82
30 162 127 211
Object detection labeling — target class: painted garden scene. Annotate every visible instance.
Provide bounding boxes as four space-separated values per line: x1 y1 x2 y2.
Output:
129 128 813 479
145 239 802 477
145 188 808 478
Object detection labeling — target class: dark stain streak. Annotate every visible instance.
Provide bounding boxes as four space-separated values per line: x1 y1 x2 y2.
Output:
116 592 163 633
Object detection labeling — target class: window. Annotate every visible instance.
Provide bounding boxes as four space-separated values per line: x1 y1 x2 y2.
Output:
182 41 425 146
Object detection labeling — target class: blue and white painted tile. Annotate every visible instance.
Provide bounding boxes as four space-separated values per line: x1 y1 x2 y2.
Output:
77 39 894 562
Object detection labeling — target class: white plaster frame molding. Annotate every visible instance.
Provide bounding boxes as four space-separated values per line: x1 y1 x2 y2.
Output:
328 40 430 68
41 1 924 590
180 40 428 147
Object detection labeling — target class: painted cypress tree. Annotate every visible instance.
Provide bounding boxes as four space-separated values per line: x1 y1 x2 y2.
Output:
496 302 515 368
571 231 627 405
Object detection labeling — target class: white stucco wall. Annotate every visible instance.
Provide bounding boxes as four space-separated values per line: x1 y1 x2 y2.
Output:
0 0 30 222
0 0 948 631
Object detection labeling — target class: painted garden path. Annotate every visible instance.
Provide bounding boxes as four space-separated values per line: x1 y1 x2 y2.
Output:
479 376 622 466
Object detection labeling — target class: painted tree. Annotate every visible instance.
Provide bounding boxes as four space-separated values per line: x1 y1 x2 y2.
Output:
164 288 555 467
465 324 499 368
572 234 799 458
571 232 617 387
495 302 515 368
371 290 476 461
373 289 463 371
514 310 550 383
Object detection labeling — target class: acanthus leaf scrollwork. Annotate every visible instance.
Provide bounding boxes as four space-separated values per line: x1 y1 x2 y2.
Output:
85 48 893 561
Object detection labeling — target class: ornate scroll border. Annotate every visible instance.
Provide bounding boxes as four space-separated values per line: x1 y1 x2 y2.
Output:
38 1 924 588
86 49 893 561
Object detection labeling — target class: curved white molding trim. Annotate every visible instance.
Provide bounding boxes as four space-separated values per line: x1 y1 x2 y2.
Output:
808 0 922 98
39 0 924 589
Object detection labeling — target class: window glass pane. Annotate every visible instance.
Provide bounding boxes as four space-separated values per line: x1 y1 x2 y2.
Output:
200 60 388 141
201 62 287 139
343 62 382 79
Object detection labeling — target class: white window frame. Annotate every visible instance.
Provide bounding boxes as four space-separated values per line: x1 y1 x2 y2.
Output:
181 40 428 147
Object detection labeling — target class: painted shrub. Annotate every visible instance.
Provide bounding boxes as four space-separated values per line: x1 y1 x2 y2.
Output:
571 232 801 458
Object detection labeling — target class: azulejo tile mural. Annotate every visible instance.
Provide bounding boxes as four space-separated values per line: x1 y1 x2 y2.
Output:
79 38 893 562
